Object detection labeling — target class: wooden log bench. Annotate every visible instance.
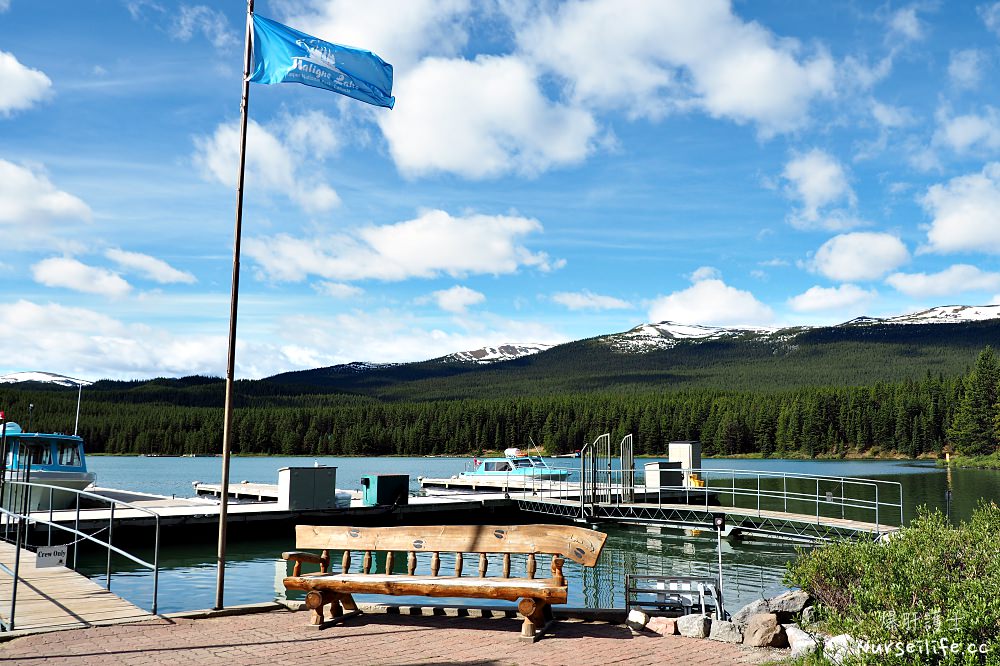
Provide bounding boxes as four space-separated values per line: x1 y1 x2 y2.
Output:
282 523 607 642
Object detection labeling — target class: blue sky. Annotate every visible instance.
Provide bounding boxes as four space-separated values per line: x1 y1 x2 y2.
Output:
3 0 1000 380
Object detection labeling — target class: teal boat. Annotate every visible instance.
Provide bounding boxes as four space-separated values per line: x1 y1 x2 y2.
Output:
2 422 96 510
461 448 570 481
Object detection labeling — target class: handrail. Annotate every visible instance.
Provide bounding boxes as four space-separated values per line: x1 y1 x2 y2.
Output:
0 480 160 631
509 462 905 532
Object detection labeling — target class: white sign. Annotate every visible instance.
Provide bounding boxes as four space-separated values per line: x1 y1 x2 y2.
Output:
35 545 68 569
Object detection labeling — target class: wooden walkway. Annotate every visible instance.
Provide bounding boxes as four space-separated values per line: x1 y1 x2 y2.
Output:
0 540 149 633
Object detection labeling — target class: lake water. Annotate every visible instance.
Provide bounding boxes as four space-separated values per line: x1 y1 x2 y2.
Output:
74 455 999 616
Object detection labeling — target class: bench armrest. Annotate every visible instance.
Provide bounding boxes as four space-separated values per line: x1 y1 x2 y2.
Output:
282 550 330 576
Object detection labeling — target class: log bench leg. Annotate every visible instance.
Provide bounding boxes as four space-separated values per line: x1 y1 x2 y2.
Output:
518 598 555 643
303 591 362 630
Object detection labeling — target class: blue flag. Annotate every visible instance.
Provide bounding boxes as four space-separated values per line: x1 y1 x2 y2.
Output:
249 14 394 109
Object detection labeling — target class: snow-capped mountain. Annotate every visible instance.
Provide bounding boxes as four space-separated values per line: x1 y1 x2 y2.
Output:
597 305 1000 354
853 305 1000 326
439 343 554 364
0 371 91 387
598 322 778 353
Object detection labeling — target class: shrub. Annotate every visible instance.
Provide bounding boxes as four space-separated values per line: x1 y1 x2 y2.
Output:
785 503 1000 665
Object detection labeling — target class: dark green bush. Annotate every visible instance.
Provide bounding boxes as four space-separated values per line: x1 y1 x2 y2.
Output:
785 503 1000 665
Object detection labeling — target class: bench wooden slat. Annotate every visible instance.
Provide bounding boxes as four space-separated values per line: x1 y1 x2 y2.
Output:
431 552 440 577
284 573 569 603
503 553 511 578
295 524 607 566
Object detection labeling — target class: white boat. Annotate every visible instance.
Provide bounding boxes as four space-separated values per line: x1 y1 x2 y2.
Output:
0 372 96 511
460 447 569 481
2 422 96 510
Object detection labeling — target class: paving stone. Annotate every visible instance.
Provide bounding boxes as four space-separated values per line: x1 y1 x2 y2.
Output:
0 607 773 666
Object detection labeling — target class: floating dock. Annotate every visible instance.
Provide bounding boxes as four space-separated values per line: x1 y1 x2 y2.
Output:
0 539 148 632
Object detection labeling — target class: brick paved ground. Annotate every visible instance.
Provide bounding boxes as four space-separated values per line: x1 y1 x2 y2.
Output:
0 608 777 666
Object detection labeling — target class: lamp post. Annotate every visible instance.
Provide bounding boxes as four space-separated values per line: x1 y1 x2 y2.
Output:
27 404 33 433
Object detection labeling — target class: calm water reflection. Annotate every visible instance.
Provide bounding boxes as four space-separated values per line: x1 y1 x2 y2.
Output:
76 455 998 614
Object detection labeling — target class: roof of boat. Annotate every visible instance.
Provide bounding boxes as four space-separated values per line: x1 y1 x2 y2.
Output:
2 422 82 440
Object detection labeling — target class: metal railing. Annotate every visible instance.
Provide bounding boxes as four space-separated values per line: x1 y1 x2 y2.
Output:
0 481 160 632
507 464 904 534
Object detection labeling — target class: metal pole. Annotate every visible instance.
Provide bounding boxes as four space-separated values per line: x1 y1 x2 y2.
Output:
216 0 255 611
152 516 160 615
106 503 115 590
716 525 724 598
74 382 82 436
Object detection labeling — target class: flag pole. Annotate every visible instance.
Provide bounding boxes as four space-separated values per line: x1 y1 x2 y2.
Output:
215 0 254 611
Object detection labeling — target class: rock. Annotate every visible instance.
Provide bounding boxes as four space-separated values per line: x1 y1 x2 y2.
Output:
646 616 677 635
783 623 819 657
626 609 649 632
768 590 811 616
825 634 857 665
676 613 711 639
731 598 769 629
801 605 817 625
743 613 788 648
708 620 743 643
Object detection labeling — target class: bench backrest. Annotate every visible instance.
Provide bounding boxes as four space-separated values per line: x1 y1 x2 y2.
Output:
296 524 606 566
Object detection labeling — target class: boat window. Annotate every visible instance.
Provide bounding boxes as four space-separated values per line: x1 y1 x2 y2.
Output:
59 443 82 467
512 458 533 468
26 443 52 466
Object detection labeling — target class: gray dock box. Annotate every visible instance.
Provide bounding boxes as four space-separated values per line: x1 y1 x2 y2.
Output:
277 466 338 510
360 474 409 506
644 461 683 488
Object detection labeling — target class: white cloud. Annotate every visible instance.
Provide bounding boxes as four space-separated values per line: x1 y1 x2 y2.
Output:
888 7 924 42
245 209 561 282
516 0 835 136
280 0 472 69
193 115 340 214
648 275 773 326
313 282 363 299
0 299 237 379
551 290 632 311
172 5 235 49
32 257 131 298
783 149 859 230
811 232 910 281
787 284 877 312
949 49 984 89
379 55 598 179
425 285 486 313
0 50 52 116
275 309 568 367
921 163 1000 253
0 1 10 12
871 101 913 129
886 264 1000 297
0 160 91 225
980 2 1000 37
934 107 1000 154
690 266 722 282
105 248 196 284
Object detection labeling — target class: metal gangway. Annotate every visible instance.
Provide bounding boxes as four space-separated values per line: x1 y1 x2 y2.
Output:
512 434 904 543
0 480 161 632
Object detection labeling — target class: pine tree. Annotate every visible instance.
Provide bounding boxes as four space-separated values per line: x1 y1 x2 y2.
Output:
949 346 1000 456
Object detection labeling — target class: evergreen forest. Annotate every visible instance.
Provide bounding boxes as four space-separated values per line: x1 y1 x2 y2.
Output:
5 345 1000 459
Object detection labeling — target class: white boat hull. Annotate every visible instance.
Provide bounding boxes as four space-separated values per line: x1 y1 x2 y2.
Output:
3 471 96 511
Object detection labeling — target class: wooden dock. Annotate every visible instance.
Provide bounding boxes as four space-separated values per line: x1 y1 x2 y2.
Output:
0 540 149 633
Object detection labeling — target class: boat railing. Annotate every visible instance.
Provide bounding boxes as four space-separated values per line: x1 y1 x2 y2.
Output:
506 464 904 532
0 481 160 632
